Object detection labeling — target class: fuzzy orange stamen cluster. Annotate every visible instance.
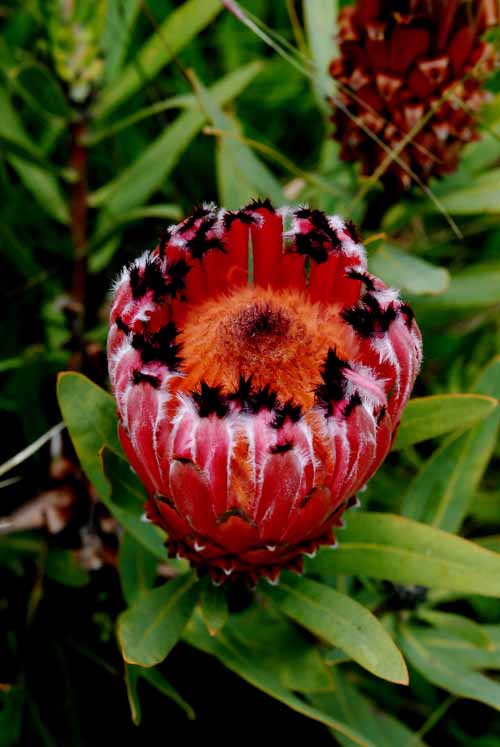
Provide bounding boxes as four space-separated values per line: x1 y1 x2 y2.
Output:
180 287 359 409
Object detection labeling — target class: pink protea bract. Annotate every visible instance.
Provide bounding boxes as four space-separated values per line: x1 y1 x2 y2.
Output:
107 202 422 585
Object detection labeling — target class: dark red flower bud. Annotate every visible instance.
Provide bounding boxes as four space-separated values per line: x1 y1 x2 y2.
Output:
330 0 499 190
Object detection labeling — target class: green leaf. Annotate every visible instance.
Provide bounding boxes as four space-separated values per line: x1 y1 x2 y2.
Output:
45 548 90 588
89 236 120 274
124 664 142 726
10 62 72 119
100 447 145 511
0 129 55 168
195 603 333 693
89 62 262 261
184 611 377 747
119 533 158 606
401 431 497 529
0 85 69 224
0 122 68 223
0 686 23 747
475 534 500 553
57 372 121 499
84 93 197 145
102 0 141 83
400 624 500 711
188 70 283 207
430 168 500 215
308 668 429 747
401 357 500 531
303 0 337 111
227 606 334 694
470 491 500 524
416 610 493 650
141 668 195 720
457 93 500 173
91 203 182 247
263 573 408 685
0 223 42 279
95 0 222 118
393 393 497 450
215 122 284 208
412 262 500 314
118 572 199 667
0 532 44 560
125 664 194 725
200 579 229 637
416 625 500 671
55 375 167 560
100 447 167 561
369 244 449 296
311 512 500 597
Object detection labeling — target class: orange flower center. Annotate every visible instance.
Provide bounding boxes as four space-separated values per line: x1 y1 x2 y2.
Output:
179 286 359 408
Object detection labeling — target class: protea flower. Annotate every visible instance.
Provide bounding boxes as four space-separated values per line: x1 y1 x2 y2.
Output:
107 202 422 585
329 0 498 191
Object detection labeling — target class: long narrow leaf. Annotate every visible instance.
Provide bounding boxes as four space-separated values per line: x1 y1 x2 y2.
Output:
400 624 500 711
89 61 262 218
303 0 338 112
184 611 377 747
95 0 222 118
118 573 199 667
57 372 120 499
189 69 284 206
309 668 429 747
0 86 68 223
393 393 497 451
264 573 408 684
402 357 500 530
312 512 500 597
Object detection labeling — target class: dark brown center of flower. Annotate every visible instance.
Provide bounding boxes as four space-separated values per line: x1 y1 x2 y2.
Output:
231 301 292 350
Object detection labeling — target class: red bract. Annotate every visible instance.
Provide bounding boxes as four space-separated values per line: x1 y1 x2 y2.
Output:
330 0 499 191
107 202 422 585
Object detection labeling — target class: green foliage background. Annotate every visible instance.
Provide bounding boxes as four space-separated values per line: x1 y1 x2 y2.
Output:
2 1 500 745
